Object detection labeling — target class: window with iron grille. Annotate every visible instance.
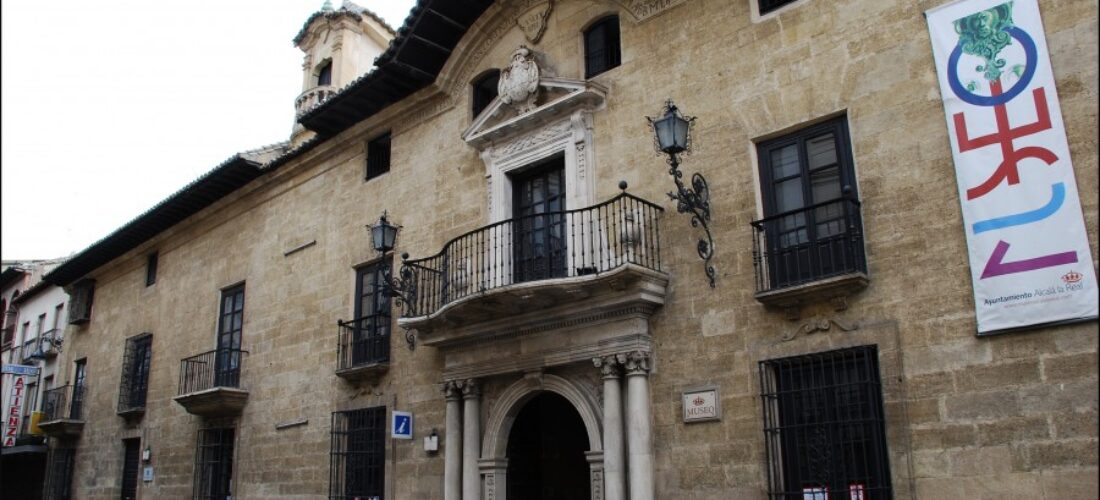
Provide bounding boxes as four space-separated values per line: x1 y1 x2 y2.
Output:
759 345 893 500
584 16 621 78
118 333 153 413
366 132 392 181
194 428 235 500
43 446 76 500
146 252 158 286
329 407 386 500
472 69 500 118
121 438 142 500
759 0 799 15
753 116 864 291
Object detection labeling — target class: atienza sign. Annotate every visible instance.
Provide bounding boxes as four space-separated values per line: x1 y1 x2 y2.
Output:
926 0 1098 334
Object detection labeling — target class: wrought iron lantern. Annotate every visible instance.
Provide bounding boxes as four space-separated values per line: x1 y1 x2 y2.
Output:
370 212 400 253
647 99 716 288
651 102 692 155
367 211 417 349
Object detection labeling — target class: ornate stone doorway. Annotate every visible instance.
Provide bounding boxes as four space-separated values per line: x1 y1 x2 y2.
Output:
506 391 590 499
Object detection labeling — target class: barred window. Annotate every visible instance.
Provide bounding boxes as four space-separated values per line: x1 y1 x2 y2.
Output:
366 132 392 181
759 346 893 500
584 15 621 78
121 438 142 500
118 333 153 414
67 279 95 325
44 446 76 500
194 428 235 500
330 407 386 500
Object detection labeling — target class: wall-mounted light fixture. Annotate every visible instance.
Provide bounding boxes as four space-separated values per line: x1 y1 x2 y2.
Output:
368 212 417 349
648 99 715 287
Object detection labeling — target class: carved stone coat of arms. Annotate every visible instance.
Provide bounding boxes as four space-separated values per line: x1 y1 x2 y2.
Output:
497 46 540 114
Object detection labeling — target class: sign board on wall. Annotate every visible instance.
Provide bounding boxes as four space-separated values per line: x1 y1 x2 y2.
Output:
926 0 1099 334
4 375 28 447
392 411 413 440
682 386 720 423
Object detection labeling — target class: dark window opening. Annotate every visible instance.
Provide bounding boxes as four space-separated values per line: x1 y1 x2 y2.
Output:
121 438 141 500
753 116 864 291
215 285 245 388
366 132 392 181
472 70 500 118
194 428 234 500
44 446 76 500
317 61 333 87
511 156 567 283
329 407 386 500
759 0 799 15
118 333 153 413
71 359 87 420
146 252 158 286
584 16 621 78
340 261 392 369
760 345 893 500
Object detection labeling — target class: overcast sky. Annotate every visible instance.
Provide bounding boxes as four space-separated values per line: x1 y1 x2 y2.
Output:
1 0 416 261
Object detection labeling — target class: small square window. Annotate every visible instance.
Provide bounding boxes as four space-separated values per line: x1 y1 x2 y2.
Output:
366 132 392 181
584 16 621 78
759 0 799 15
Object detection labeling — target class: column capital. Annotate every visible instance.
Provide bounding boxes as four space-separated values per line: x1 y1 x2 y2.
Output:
592 353 626 379
442 380 463 401
624 350 651 376
460 378 481 399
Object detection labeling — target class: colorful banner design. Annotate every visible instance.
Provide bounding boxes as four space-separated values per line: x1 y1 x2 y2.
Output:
926 0 1098 334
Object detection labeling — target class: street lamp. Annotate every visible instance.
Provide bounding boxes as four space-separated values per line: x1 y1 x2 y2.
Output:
648 99 716 288
367 211 417 349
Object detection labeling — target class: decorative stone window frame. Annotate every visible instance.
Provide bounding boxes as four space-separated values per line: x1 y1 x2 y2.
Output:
462 77 607 224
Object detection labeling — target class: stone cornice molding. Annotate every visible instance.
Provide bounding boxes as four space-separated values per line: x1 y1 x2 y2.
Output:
442 334 652 381
462 77 607 148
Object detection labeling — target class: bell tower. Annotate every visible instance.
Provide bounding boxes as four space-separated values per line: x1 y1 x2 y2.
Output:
291 0 395 145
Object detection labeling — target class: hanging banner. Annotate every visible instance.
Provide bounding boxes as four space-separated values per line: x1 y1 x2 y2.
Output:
926 0 1098 334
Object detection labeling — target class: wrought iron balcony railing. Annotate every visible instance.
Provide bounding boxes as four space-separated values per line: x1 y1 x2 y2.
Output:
42 384 84 422
177 348 248 396
337 315 390 371
751 196 866 294
397 192 663 319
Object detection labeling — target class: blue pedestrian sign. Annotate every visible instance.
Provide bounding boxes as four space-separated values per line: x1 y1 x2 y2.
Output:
392 411 413 440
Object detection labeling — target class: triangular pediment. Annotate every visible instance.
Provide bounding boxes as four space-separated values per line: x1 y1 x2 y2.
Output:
462 77 607 149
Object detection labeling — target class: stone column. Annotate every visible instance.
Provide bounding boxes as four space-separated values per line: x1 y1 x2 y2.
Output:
462 379 481 500
593 354 626 500
443 381 463 500
624 351 654 500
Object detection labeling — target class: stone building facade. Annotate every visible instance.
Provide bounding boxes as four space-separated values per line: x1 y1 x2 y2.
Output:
38 0 1097 499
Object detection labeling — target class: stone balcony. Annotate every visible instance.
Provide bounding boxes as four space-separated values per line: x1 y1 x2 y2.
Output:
395 193 668 378
173 348 249 417
37 385 84 438
295 85 337 118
